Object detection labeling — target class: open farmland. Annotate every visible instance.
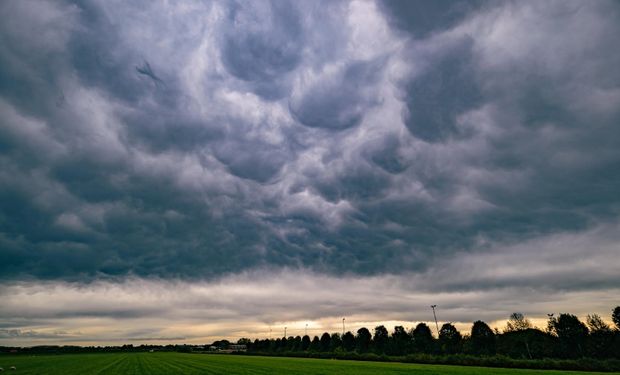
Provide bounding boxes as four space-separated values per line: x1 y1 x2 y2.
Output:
0 353 618 375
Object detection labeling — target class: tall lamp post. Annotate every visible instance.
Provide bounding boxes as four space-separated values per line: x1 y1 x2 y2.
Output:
431 305 439 337
305 323 308 337
342 318 345 336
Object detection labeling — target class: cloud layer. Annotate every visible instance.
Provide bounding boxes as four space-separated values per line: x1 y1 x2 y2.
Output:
1 0 619 344
2 220 619 345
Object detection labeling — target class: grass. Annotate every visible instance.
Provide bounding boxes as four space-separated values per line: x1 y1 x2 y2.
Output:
0 352 618 374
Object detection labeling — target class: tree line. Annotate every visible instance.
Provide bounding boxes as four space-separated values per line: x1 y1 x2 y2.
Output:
238 307 620 360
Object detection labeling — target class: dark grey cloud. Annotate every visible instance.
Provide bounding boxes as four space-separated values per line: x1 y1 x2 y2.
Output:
402 38 482 142
378 0 487 38
221 1 303 99
290 59 384 130
2 224 619 344
0 0 619 295
212 131 291 183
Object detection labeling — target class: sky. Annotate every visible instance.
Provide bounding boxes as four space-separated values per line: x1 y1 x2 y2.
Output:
0 0 619 346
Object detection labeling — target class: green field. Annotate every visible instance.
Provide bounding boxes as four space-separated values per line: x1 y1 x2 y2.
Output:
0 353 617 375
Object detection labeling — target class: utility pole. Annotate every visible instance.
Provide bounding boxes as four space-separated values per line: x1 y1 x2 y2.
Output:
284 326 287 338
269 327 272 340
305 323 308 337
342 318 345 336
431 305 439 337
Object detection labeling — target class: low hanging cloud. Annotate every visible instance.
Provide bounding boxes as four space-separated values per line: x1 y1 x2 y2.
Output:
1 220 618 345
1 0 620 344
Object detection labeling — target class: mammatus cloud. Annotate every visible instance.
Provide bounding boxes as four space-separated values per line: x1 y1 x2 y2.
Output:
1 0 619 344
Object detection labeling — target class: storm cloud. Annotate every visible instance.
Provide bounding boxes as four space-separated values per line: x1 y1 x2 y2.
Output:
1 0 619 344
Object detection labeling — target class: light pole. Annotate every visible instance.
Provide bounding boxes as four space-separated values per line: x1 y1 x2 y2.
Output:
305 323 308 337
269 327 272 340
342 318 345 336
431 305 439 337
284 326 287 338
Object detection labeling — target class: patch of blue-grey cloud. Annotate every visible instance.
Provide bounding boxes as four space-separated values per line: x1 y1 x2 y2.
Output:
402 38 482 142
290 59 385 130
0 0 619 290
220 1 303 100
379 0 487 39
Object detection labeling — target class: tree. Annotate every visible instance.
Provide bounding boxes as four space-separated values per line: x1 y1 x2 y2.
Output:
439 323 462 354
309 336 320 351
292 336 302 351
470 321 496 356
497 328 555 359
505 313 532 332
613 306 620 330
356 327 372 353
373 325 389 353
546 314 556 334
411 323 434 354
237 338 251 345
213 339 230 350
390 326 410 355
330 333 342 351
549 313 588 358
586 314 614 359
342 331 355 352
320 332 331 352
301 335 311 351
587 314 610 333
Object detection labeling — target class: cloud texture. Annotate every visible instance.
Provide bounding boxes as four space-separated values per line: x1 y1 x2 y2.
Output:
0 0 619 344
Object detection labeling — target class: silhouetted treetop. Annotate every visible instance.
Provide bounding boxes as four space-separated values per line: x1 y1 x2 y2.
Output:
612 306 620 330
505 312 532 332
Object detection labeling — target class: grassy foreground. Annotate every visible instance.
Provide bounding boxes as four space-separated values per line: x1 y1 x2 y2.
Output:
1 352 618 375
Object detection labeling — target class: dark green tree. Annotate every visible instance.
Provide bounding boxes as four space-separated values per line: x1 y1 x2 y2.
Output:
213 339 230 350
497 328 555 359
373 325 389 353
330 333 342 351
505 313 532 332
611 307 620 359
342 331 355 352
613 306 620 330
320 332 331 352
439 323 462 354
309 336 320 351
587 314 610 332
470 320 496 356
301 335 311 351
586 314 614 359
237 338 251 345
549 313 588 358
411 323 434 354
292 336 302 351
390 325 410 355
356 327 372 353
